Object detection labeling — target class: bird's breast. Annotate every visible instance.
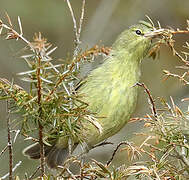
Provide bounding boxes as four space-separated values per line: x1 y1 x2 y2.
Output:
79 58 141 145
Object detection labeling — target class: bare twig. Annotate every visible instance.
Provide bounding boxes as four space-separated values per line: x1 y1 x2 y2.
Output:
92 141 113 149
1 161 22 180
134 82 158 118
6 100 13 180
167 41 189 64
163 70 189 85
0 145 8 157
28 166 40 180
66 0 78 54
78 0 86 40
66 0 86 58
106 141 131 166
66 168 78 180
2 20 30 45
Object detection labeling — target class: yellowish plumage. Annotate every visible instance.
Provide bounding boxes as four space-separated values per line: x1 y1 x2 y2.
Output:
23 22 154 168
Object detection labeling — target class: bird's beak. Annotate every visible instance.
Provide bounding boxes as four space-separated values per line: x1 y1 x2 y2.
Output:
144 28 165 38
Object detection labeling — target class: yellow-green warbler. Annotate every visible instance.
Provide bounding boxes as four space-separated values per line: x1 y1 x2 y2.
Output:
23 21 156 168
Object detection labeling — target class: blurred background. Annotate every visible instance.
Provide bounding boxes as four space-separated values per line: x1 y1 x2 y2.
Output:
0 0 189 178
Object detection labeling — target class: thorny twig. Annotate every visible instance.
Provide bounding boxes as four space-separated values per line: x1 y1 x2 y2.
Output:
163 70 189 85
0 13 31 46
0 14 48 177
36 53 45 176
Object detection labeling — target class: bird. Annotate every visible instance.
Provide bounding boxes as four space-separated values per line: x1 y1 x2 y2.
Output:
23 20 155 169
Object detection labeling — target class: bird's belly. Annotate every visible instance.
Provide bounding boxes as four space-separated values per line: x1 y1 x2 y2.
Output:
82 86 138 146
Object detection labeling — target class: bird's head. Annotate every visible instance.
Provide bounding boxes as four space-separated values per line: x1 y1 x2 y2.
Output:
112 21 156 59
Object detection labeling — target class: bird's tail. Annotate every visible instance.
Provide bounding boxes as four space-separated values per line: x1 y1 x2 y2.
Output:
23 143 74 169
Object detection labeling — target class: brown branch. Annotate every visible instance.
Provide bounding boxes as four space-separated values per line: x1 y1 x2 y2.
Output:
6 101 13 180
170 30 189 35
134 82 158 118
36 55 45 176
163 70 189 85
145 21 189 64
166 40 189 64
92 141 114 149
38 121 45 176
106 141 131 166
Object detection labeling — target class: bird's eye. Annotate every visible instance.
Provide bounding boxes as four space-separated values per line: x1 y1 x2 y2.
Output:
135 29 142 35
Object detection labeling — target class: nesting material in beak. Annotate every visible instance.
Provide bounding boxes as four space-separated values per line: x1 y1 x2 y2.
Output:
144 29 165 38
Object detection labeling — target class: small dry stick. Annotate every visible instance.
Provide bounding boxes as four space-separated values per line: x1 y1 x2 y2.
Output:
1 13 31 45
92 141 113 149
28 166 40 180
66 0 86 58
66 0 78 42
22 133 39 143
6 101 13 180
135 82 158 118
106 141 131 166
78 0 86 40
1 161 22 180
0 145 8 157
163 70 189 85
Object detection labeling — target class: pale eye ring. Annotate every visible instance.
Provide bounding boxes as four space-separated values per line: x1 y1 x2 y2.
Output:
135 29 142 35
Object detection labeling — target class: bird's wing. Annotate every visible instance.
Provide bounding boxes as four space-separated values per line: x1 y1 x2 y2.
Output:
74 55 109 92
